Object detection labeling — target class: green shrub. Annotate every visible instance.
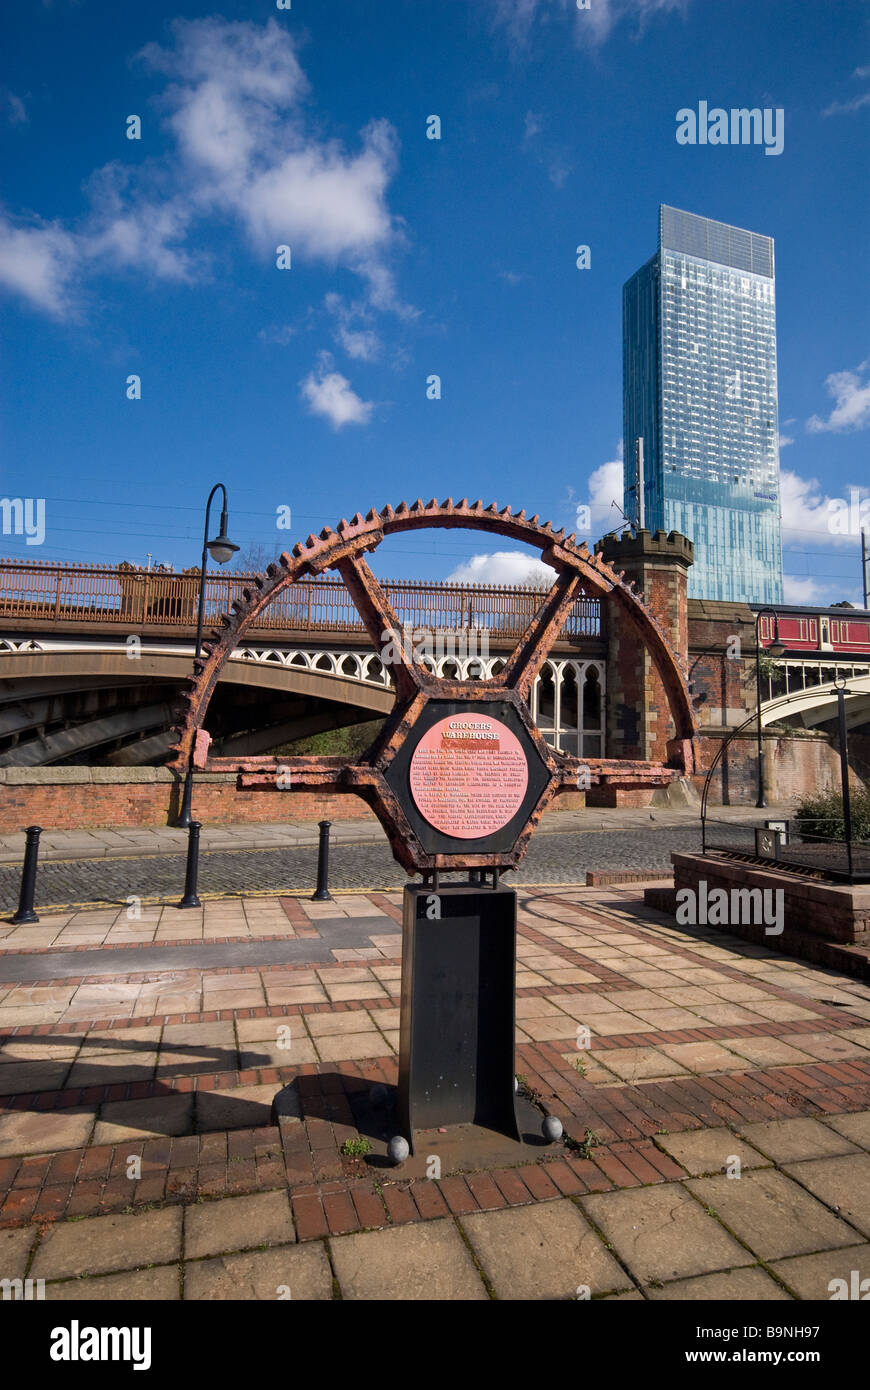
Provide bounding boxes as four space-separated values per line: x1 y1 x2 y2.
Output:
793 786 870 843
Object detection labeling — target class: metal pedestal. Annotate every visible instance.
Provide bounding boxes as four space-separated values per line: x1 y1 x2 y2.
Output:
397 882 520 1154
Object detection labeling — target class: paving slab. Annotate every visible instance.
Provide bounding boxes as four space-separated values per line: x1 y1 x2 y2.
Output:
687 1169 859 1261
184 1191 295 1260
32 1208 183 1280
782 1154 870 1239
93 1093 195 1144
46 1266 180 1300
330 1218 488 1300
740 1118 859 1164
0 1060 71 1095
195 1084 282 1132
822 1111 870 1152
770 1244 870 1300
0 1224 38 1280
0 1107 94 1159
645 1267 792 1300
581 1183 751 1283
462 1199 631 1300
184 1243 332 1300
655 1127 769 1177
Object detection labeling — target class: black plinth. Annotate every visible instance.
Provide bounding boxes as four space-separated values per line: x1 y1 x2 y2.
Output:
397 882 520 1154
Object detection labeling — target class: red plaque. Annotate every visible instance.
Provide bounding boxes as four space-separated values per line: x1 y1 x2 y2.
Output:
409 714 529 839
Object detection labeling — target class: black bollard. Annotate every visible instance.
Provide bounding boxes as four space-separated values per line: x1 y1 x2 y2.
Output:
11 825 42 924
311 819 333 901
178 821 202 909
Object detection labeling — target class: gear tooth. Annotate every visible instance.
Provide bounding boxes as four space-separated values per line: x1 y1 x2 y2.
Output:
366 508 379 522
307 533 320 547
485 501 498 514
441 497 453 510
456 498 468 510
278 552 292 569
424 498 437 510
515 508 526 521
529 514 539 526
351 511 365 526
470 499 482 512
565 533 576 545
541 520 553 533
336 518 351 534
395 501 409 516
292 542 306 558
381 503 395 520
552 527 565 541
500 504 512 517
409 498 425 513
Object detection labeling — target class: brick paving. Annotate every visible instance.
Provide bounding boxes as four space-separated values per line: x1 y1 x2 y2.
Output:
2 882 870 1299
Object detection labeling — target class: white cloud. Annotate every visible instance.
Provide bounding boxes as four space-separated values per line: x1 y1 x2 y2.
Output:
780 469 869 547
806 360 870 433
823 92 870 116
2 90 27 125
0 18 408 323
0 219 80 316
783 575 826 604
300 353 373 429
325 292 382 361
778 435 794 448
491 0 689 49
445 551 557 587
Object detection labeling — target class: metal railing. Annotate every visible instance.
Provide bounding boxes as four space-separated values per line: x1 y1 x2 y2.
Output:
0 559 601 640
701 816 870 884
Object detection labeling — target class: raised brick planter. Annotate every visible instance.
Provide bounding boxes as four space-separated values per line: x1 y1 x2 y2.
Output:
645 852 870 977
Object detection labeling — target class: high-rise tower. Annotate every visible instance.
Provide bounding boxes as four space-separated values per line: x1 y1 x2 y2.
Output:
623 204 784 603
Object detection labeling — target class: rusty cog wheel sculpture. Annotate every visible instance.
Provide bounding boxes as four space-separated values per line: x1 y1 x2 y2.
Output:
168 499 697 874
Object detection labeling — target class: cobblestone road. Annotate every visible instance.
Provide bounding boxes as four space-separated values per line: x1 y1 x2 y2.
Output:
0 824 704 910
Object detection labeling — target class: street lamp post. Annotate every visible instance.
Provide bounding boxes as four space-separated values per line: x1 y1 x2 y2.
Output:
754 607 787 809
176 484 239 828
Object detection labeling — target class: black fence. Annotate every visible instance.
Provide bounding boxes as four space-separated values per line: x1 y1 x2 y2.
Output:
701 816 870 885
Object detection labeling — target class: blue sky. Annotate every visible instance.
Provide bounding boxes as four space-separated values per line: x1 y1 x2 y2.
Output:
1 0 868 603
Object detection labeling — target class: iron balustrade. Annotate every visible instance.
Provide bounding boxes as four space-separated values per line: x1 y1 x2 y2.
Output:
0 559 601 640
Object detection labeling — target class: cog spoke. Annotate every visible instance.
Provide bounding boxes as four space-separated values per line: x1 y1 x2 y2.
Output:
334 552 421 703
499 568 584 699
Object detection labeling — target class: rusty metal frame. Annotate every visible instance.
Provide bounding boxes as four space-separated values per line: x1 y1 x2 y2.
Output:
168 499 698 873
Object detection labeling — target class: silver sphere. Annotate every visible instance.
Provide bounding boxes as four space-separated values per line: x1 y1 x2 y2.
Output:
542 1115 563 1143
388 1135 410 1165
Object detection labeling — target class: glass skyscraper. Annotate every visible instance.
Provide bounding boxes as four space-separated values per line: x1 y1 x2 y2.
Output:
623 205 784 603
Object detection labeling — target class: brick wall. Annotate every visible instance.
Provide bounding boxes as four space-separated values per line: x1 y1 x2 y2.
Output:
0 769 589 834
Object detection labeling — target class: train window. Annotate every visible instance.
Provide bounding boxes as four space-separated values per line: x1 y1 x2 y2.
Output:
819 616 831 648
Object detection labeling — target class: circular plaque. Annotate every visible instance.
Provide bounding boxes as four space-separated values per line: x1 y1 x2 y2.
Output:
408 713 530 839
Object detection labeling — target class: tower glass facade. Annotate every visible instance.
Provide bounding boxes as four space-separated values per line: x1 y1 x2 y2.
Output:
623 205 784 604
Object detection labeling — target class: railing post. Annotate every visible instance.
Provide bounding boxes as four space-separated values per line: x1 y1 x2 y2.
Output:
178 821 202 909
11 825 42 924
312 820 333 901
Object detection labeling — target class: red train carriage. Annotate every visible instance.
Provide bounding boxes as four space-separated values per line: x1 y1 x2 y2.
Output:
755 607 870 656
